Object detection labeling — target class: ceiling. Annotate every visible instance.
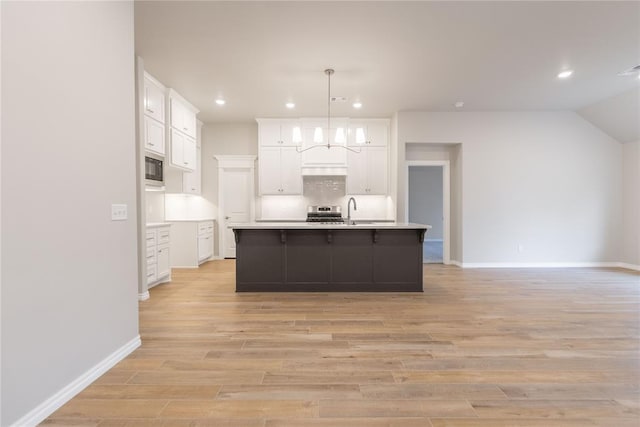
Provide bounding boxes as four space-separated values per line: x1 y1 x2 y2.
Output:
134 1 640 125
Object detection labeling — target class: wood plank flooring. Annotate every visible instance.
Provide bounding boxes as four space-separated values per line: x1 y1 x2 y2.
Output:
44 260 640 426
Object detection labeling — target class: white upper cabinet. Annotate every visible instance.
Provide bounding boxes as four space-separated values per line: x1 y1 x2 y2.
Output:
143 73 166 156
347 119 389 147
169 129 196 172
347 146 388 195
183 122 203 194
143 74 165 124
170 96 197 139
257 119 301 147
144 115 165 155
167 89 198 138
167 89 199 171
259 146 302 195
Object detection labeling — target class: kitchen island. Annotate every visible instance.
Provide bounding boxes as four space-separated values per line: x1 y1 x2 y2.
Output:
232 222 431 292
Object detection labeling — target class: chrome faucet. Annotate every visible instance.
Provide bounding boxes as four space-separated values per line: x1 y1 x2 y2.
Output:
347 197 357 225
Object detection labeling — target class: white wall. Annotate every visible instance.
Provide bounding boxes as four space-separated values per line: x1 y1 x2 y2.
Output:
398 112 623 264
621 140 640 266
201 123 258 255
1 2 138 424
409 166 443 239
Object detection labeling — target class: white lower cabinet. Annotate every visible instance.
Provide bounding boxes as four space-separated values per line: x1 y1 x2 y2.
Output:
169 220 215 267
146 224 171 287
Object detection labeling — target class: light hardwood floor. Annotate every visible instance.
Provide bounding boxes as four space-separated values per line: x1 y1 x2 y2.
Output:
45 260 639 426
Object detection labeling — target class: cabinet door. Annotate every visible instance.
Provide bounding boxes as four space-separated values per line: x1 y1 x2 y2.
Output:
279 147 302 194
143 77 165 123
365 122 388 146
280 121 302 146
144 116 165 155
198 234 213 262
183 144 201 194
170 128 186 168
182 108 197 139
347 148 368 194
259 121 282 146
348 121 388 147
259 147 282 194
182 136 196 172
156 244 171 279
170 98 184 131
366 146 388 194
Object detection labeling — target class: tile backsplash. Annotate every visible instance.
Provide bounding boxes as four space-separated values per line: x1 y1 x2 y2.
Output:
303 176 346 205
259 176 394 220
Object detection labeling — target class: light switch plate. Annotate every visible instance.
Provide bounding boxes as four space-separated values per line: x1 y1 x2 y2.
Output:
111 204 127 221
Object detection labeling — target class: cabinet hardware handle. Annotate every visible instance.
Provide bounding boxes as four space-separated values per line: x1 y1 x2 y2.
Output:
147 108 154 113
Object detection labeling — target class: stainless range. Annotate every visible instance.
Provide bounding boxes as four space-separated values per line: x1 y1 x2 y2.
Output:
306 205 344 224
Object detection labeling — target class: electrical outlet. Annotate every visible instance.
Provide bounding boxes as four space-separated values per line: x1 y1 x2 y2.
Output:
517 244 524 253
111 204 127 221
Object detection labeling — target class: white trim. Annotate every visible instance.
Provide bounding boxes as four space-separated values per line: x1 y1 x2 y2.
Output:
458 262 626 269
215 156 257 259
138 291 150 301
616 262 640 271
10 336 141 427
448 260 463 267
405 160 451 265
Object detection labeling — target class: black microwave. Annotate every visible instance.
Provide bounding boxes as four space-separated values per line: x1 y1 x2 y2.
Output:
145 155 164 186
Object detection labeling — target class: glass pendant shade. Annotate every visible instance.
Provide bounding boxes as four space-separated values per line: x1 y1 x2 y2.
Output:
355 127 366 144
313 127 323 143
335 127 346 144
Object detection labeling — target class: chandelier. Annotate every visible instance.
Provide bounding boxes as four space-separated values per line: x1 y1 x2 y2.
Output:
295 69 361 154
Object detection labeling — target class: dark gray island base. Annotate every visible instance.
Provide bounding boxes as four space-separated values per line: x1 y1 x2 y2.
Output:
233 224 429 292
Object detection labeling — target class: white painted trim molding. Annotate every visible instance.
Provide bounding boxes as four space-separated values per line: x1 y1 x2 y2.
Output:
405 160 451 265
10 335 141 427
138 291 150 301
457 262 632 269
617 263 640 272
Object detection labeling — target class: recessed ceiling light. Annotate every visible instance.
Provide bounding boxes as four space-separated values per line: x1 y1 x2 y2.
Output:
454 101 464 108
215 99 226 106
353 102 362 109
557 70 573 79
285 102 295 109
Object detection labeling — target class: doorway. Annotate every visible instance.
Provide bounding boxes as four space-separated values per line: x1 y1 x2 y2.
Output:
216 156 256 259
406 161 450 264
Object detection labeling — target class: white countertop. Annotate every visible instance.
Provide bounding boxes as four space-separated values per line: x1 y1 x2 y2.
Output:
233 222 431 230
166 219 216 222
146 222 172 228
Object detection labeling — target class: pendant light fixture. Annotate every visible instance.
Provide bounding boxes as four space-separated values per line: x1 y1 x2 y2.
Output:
295 69 361 154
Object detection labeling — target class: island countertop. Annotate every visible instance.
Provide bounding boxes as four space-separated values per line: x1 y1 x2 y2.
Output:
233 222 431 230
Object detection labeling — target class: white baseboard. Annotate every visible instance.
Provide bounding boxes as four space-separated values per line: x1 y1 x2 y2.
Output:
617 262 640 271
456 262 627 269
138 291 150 301
11 335 141 427
447 260 463 267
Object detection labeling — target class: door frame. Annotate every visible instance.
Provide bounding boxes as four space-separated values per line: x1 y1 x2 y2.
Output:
405 160 451 265
215 155 256 258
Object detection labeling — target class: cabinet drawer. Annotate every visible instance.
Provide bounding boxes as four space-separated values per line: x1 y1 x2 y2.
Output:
198 221 212 235
146 230 157 248
157 228 170 244
146 246 156 266
146 264 157 285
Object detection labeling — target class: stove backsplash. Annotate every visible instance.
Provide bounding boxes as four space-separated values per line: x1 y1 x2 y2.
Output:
259 175 394 221
303 176 346 205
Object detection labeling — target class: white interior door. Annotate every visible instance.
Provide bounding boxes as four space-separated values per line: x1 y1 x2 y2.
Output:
222 168 252 258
